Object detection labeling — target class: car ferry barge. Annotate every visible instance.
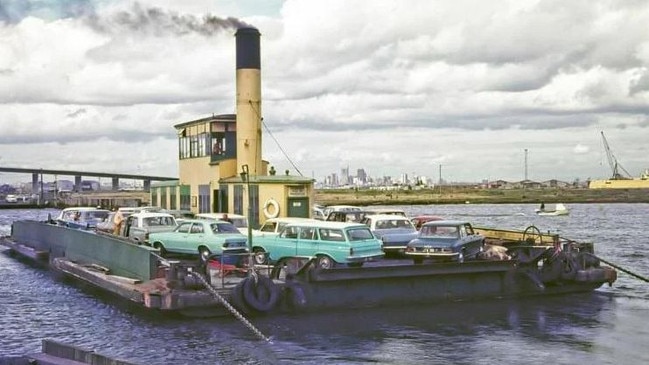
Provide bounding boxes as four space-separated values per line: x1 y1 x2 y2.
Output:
0 218 617 318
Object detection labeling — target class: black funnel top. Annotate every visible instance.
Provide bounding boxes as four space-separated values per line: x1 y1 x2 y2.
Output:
235 27 260 70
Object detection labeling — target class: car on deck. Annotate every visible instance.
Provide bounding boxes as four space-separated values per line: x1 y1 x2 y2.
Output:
325 209 369 223
196 213 249 234
55 207 111 230
410 215 445 230
121 212 178 244
362 214 419 256
251 221 385 268
252 217 317 236
147 219 248 261
405 220 485 264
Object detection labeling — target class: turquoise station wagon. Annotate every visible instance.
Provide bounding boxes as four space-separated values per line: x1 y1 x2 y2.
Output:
148 219 248 262
251 221 385 269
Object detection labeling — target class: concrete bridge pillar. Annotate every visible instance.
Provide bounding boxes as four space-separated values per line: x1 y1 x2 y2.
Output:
32 173 39 194
112 177 119 191
74 175 82 192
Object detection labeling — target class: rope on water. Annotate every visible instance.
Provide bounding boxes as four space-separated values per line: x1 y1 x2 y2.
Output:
191 272 271 342
585 253 649 283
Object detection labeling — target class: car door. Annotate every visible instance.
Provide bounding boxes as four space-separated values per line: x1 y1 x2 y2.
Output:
296 226 317 257
462 223 482 257
182 222 206 254
275 225 300 258
166 222 192 251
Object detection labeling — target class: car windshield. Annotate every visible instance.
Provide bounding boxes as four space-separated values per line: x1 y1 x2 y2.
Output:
346 227 375 241
143 216 176 227
420 225 460 238
210 222 240 233
260 222 277 232
375 219 414 230
85 211 109 221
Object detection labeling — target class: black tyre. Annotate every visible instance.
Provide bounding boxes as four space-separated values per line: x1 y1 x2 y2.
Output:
316 255 335 269
198 246 211 260
253 248 268 265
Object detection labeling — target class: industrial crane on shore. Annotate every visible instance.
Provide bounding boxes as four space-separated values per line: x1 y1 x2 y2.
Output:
601 131 632 180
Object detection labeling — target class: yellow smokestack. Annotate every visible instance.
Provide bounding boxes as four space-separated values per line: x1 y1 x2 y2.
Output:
235 27 262 175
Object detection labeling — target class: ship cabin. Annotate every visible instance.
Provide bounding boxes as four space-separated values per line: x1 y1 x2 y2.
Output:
149 114 314 229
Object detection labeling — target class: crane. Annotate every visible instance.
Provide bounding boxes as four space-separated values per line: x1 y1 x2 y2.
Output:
601 131 632 179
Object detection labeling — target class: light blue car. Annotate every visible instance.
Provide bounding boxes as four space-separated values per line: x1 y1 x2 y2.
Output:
148 219 248 263
251 221 385 269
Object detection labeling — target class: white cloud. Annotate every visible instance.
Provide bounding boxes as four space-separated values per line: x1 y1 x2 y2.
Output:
1 0 648 185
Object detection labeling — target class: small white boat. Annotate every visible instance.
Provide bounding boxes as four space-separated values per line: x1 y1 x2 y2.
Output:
535 203 569 216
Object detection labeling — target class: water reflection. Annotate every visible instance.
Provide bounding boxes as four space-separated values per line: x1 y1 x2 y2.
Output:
2 206 649 364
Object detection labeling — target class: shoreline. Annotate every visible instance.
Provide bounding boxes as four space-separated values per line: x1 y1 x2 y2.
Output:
315 187 649 206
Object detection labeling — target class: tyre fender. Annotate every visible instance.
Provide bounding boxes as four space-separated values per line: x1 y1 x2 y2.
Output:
230 280 251 314
242 275 281 312
283 281 307 310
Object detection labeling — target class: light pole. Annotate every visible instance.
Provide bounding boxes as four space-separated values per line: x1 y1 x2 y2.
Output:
239 164 253 259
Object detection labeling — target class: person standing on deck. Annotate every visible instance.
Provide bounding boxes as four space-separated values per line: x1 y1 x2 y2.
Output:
113 208 124 235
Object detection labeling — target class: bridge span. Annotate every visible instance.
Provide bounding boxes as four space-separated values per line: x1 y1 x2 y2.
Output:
0 167 177 192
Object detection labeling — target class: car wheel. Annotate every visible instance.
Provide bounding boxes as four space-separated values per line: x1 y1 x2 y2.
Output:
253 248 268 265
413 258 423 265
457 251 465 263
316 255 334 269
198 246 211 260
153 242 167 256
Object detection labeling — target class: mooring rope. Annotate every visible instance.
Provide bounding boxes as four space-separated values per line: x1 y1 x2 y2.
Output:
586 253 649 283
191 272 271 342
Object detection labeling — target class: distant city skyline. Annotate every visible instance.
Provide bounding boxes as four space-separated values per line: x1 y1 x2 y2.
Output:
1 1 648 184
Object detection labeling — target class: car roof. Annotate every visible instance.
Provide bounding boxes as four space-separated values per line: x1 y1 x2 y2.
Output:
62 207 108 212
422 220 470 226
324 205 363 211
264 217 316 223
366 214 411 220
178 219 227 224
284 221 370 229
196 213 246 219
130 212 175 218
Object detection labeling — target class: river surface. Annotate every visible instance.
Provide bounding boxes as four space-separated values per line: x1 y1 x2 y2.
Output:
1 204 647 364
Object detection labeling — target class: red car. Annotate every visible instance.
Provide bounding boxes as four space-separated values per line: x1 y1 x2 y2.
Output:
410 215 444 230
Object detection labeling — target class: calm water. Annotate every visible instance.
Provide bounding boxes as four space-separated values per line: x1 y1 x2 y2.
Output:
1 204 648 364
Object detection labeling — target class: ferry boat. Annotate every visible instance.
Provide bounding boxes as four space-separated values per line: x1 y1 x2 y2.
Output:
0 218 617 318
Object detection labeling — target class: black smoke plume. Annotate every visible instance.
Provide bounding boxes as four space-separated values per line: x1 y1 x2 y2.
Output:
87 2 251 36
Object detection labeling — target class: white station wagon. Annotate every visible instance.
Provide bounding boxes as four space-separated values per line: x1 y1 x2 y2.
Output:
252 217 317 236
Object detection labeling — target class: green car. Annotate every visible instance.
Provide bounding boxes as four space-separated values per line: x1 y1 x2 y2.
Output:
251 221 385 269
148 219 248 262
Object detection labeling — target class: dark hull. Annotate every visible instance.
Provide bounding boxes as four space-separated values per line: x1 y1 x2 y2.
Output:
1 220 617 317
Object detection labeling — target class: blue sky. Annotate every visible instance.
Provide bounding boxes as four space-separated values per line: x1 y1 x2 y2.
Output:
1 0 648 185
